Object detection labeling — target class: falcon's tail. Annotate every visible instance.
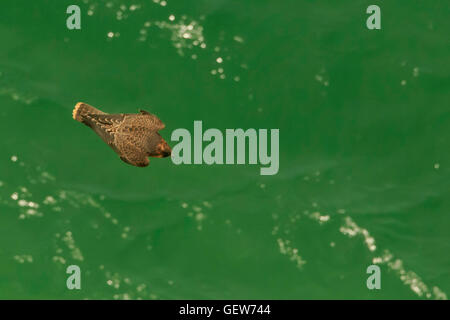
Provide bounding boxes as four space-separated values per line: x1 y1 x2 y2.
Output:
72 102 106 123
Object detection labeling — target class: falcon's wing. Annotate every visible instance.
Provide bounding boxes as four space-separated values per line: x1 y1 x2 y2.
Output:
139 109 165 130
114 133 150 167
82 113 125 146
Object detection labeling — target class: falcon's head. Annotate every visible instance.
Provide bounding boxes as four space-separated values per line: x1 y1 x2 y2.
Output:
148 133 171 158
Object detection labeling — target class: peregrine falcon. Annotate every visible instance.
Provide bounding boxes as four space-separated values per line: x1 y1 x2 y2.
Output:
72 102 171 167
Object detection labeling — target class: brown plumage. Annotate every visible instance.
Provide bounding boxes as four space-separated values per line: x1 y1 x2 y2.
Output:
72 102 171 167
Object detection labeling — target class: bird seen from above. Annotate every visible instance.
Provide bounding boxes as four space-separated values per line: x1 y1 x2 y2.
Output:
72 102 172 167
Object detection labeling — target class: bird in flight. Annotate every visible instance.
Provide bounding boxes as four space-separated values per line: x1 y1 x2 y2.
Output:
72 102 171 167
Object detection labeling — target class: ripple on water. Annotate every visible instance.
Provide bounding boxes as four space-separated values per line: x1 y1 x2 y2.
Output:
270 169 447 300
181 200 212 231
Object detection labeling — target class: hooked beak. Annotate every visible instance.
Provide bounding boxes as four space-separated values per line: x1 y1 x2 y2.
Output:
153 140 171 158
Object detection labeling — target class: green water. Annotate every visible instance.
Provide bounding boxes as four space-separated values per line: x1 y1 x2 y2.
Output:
0 0 449 299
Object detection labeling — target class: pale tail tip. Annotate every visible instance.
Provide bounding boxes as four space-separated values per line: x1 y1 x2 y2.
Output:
72 102 84 120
